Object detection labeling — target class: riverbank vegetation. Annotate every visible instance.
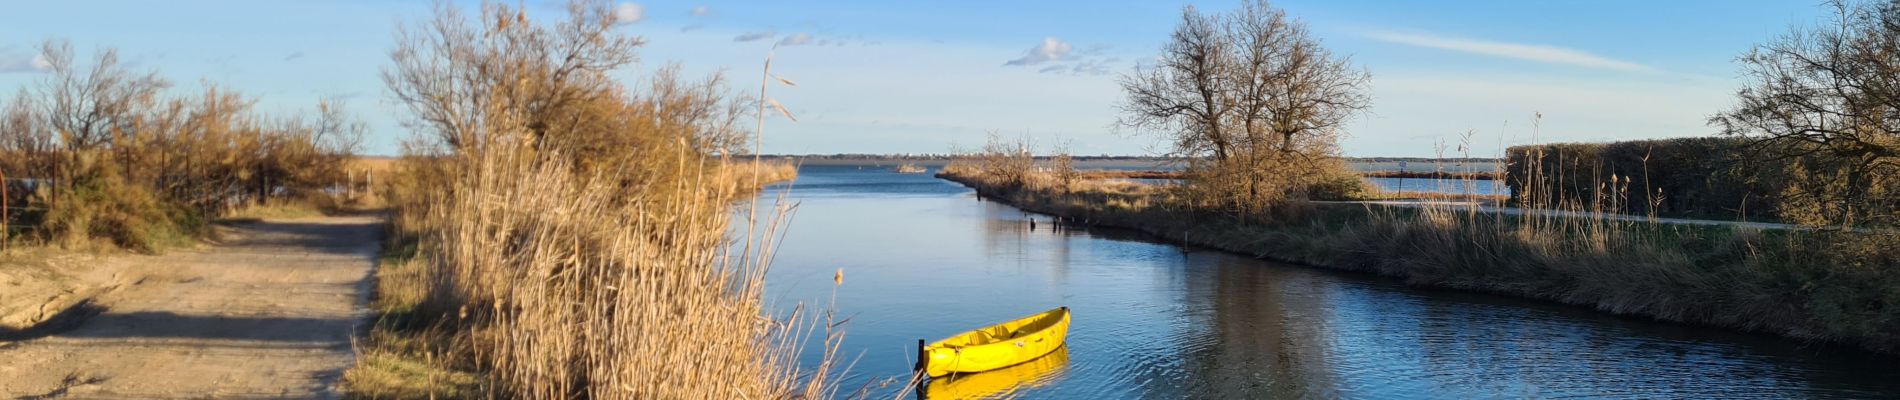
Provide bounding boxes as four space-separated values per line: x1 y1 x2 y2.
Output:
942 0 1900 353
344 1 833 398
942 140 1900 352
0 40 363 253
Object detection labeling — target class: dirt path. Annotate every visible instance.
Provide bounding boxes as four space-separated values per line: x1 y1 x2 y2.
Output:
0 215 382 399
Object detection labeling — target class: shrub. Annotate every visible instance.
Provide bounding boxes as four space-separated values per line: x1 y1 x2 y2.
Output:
1506 137 1900 226
0 41 360 251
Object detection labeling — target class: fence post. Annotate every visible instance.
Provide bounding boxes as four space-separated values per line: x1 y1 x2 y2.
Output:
2 166 9 253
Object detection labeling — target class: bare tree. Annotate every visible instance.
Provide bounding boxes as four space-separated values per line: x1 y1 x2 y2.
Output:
1223 3 1368 157
35 40 168 153
1118 6 1233 161
642 64 752 156
1712 0 1900 226
29 39 169 195
386 0 753 166
1117 0 1369 211
384 0 641 152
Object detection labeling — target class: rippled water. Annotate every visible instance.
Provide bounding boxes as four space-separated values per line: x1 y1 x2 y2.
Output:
757 166 1899 399
1364 177 1507 196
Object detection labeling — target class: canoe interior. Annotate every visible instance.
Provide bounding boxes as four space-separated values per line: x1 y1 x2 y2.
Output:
930 307 1068 349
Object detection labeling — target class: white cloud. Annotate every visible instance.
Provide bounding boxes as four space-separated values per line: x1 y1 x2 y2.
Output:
688 5 711 17
778 32 814 46
1003 37 1073 66
1363 30 1656 73
0 47 50 73
1000 38 1115 76
613 3 645 24
734 31 776 42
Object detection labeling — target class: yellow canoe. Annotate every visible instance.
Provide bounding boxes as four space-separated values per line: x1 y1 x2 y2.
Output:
924 345 1069 399
917 307 1070 378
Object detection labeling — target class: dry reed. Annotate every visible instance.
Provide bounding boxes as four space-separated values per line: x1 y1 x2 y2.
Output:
346 1 838 398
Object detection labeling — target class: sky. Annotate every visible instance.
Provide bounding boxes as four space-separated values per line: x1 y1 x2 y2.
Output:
0 0 1831 157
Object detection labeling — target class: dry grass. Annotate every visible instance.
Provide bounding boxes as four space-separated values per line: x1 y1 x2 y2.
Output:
357 143 830 399
350 150 826 399
345 1 837 398
717 159 800 189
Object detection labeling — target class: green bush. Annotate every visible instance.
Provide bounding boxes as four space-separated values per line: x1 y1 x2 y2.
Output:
40 155 203 253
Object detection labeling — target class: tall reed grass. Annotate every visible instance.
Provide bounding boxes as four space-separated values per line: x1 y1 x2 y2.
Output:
347 1 836 398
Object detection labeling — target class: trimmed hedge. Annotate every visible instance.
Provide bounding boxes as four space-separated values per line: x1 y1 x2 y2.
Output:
1505 138 1786 221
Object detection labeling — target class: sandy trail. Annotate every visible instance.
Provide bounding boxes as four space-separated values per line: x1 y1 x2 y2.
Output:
0 215 382 399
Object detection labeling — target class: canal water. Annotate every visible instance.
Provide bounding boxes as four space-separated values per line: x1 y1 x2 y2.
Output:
757 165 1899 399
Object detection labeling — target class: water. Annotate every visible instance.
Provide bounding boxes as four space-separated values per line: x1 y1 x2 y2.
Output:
1109 177 1508 196
1364 177 1508 196
757 166 1900 399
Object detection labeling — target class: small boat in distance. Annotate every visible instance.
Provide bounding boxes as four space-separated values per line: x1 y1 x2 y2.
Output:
895 163 928 174
916 307 1071 378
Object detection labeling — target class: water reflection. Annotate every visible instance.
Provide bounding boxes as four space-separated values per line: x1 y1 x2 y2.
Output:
923 346 1072 400
758 166 1900 399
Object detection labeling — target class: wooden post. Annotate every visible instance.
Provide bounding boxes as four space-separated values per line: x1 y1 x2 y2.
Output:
914 338 927 376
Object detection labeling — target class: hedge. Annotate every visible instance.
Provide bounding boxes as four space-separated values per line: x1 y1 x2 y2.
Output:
1504 137 1787 221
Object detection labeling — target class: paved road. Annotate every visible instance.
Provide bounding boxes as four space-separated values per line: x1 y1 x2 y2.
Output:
0 215 381 399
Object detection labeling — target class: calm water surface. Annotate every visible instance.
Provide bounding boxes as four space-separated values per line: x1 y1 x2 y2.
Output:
1364 177 1506 196
757 166 1898 399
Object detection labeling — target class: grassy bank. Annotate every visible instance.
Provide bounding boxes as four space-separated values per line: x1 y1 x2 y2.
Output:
938 167 1900 354
344 155 817 399
339 1 835 397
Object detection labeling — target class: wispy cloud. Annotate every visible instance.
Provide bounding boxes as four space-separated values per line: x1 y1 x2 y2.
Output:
1003 37 1073 66
688 5 711 17
734 31 776 42
1003 38 1115 76
1362 30 1656 73
0 47 50 74
283 51 305 62
778 32 814 46
1068 58 1111 76
681 24 705 33
612 2 645 25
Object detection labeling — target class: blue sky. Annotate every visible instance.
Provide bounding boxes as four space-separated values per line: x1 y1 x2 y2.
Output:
0 1 1828 157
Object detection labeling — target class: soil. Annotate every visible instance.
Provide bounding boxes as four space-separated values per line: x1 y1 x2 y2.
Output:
0 215 382 399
